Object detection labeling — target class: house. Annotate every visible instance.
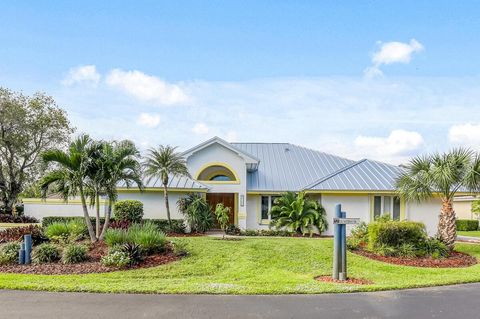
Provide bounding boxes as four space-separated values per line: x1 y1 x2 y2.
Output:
24 136 449 235
453 196 479 220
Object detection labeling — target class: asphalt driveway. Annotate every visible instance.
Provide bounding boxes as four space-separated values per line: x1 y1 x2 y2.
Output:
1 283 479 319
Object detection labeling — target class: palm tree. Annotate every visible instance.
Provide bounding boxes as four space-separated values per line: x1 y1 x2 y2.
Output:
40 134 97 242
98 140 143 240
270 191 328 236
396 148 480 249
143 145 190 226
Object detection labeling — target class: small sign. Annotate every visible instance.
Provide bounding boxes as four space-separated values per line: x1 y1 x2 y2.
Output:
333 217 360 225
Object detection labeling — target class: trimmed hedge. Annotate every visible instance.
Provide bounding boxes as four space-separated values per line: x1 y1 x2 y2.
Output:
456 219 479 231
113 200 144 223
367 220 427 251
42 216 185 234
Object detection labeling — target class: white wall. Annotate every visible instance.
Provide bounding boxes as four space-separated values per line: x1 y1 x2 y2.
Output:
321 194 371 236
24 201 107 221
406 198 441 236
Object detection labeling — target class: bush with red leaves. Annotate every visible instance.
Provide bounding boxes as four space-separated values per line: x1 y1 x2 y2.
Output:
0 225 47 245
0 214 39 224
109 220 131 230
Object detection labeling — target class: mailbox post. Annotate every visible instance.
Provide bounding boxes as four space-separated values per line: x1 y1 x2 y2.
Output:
332 204 359 281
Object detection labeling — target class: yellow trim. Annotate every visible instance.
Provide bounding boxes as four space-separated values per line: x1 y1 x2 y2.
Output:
234 193 238 225
204 169 236 182
306 190 397 195
22 198 108 205
194 162 240 184
0 223 41 228
400 196 406 220
248 191 285 195
117 187 207 193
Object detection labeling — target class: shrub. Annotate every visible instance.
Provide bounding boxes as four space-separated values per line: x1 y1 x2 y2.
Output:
45 220 86 242
171 239 188 257
350 221 369 242
367 220 427 251
421 238 449 258
113 200 144 223
109 220 131 230
129 222 167 254
0 225 47 245
33 243 61 264
144 219 185 234
0 242 20 265
374 244 396 257
177 194 213 233
101 251 131 268
398 243 417 258
120 243 144 265
0 214 39 224
62 244 88 264
270 191 328 235
239 229 292 237
346 237 362 250
104 228 129 247
456 219 478 231
214 203 231 237
42 216 105 228
225 224 241 236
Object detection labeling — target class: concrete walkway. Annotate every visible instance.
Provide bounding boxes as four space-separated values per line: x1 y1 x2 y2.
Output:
1 283 480 319
457 235 480 243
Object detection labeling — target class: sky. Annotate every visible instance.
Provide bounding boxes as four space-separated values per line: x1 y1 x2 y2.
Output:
1 1 479 164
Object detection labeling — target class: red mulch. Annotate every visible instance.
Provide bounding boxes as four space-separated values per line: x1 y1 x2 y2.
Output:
0 250 180 275
315 275 373 285
352 249 477 268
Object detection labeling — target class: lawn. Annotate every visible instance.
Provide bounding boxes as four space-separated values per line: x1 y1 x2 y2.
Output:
0 237 480 294
458 231 480 238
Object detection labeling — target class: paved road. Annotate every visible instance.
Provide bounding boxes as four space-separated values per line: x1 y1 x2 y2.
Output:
1 283 479 319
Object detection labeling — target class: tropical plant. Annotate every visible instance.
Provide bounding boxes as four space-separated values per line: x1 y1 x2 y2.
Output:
214 203 230 238
113 200 144 223
472 199 480 218
0 88 73 214
177 193 213 233
40 136 143 242
143 145 190 227
45 219 87 243
396 148 480 249
0 242 20 265
101 250 131 268
270 192 328 236
104 222 167 255
32 243 61 264
62 244 88 264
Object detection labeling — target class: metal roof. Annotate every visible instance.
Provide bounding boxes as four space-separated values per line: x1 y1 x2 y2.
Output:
232 143 355 191
305 159 405 191
118 174 208 190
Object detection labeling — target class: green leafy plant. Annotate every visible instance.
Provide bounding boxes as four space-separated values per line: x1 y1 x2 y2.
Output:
0 242 20 265
128 222 167 254
120 243 144 265
101 250 131 268
456 219 479 231
32 243 61 264
0 225 46 245
45 220 86 243
113 200 144 223
225 224 241 236
398 243 417 258
214 203 230 238
367 220 427 251
177 193 213 233
104 228 129 247
62 244 88 264
270 191 328 236
171 239 188 257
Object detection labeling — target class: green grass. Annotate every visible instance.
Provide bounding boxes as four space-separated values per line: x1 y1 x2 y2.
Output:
1 237 480 294
458 231 480 238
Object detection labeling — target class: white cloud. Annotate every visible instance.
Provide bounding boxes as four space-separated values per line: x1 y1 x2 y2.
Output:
105 69 189 106
365 39 424 77
355 129 424 157
62 65 101 86
225 130 238 142
448 123 480 149
192 122 210 135
137 113 161 128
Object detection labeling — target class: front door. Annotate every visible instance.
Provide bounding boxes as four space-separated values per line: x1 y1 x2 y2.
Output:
206 193 235 228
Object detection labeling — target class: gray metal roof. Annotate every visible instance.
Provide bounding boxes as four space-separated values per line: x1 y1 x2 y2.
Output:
305 159 405 191
119 174 208 190
232 143 355 191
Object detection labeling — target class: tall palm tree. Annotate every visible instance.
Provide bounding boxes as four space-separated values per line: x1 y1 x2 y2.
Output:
98 140 143 240
396 148 480 249
40 134 97 242
143 145 190 226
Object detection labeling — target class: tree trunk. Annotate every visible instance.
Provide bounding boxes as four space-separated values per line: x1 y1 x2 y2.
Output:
163 184 172 227
99 197 112 241
438 198 456 250
80 187 97 242
95 193 100 238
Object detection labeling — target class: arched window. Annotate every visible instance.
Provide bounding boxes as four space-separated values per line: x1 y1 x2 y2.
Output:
196 164 238 182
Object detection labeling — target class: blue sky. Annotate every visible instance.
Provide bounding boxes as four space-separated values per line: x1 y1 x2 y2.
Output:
1 1 479 164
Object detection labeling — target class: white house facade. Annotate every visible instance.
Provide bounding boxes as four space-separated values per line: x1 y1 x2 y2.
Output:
24 136 458 235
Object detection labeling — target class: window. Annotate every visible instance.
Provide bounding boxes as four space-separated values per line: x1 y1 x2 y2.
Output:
373 195 401 220
197 164 237 182
210 175 231 181
261 195 280 222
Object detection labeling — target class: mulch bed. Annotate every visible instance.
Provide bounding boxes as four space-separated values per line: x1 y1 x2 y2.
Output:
352 249 477 268
315 275 373 285
166 232 206 237
0 241 180 275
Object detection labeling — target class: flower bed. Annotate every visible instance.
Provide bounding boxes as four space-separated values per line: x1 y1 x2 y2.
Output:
352 248 477 268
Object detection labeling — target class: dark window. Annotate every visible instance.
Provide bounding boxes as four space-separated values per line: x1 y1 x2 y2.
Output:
374 196 382 219
210 175 231 181
261 196 269 220
270 196 280 209
393 196 401 220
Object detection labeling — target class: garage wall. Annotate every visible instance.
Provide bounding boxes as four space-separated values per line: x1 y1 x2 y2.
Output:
406 198 441 236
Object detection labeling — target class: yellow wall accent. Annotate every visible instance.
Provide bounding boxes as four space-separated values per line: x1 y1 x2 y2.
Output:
194 162 241 184
22 198 108 205
117 187 207 193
